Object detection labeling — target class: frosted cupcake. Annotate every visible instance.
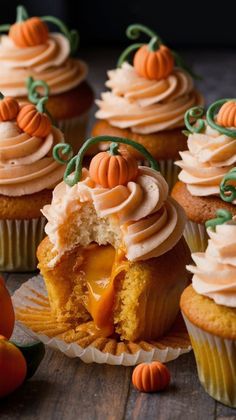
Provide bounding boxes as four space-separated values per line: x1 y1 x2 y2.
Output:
181 211 236 407
0 92 69 271
37 135 190 342
172 99 236 252
0 5 93 151
93 24 203 188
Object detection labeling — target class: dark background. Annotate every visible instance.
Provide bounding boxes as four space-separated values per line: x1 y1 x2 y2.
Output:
1 0 236 48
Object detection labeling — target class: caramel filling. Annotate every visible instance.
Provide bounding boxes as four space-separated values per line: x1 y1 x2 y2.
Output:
81 244 129 336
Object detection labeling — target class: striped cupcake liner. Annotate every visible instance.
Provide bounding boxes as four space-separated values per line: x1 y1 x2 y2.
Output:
0 217 46 272
58 111 90 153
183 314 236 408
183 220 209 253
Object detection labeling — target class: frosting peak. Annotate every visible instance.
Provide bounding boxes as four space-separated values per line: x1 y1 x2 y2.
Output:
176 124 236 196
96 63 202 134
43 166 185 264
188 221 236 307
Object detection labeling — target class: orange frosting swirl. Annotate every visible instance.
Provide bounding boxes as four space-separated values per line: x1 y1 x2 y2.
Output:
176 125 236 196
0 121 65 196
0 34 87 96
96 63 203 134
43 167 186 263
187 222 236 307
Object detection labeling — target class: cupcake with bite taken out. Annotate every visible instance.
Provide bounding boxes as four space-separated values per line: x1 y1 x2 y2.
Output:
0 88 69 271
37 135 190 343
92 24 203 188
172 99 236 253
0 5 93 151
181 210 236 407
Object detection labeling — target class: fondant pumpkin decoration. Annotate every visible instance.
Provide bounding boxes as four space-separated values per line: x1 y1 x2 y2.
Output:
0 276 15 340
132 361 171 393
0 335 27 398
118 24 174 81
217 101 236 128
0 93 19 122
9 16 48 48
17 97 51 137
89 143 139 188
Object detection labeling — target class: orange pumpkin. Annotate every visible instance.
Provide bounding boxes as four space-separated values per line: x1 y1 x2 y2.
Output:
17 100 51 138
134 44 174 80
89 144 138 188
0 336 27 398
9 17 48 48
0 94 19 122
132 361 171 393
0 277 15 340
217 101 236 128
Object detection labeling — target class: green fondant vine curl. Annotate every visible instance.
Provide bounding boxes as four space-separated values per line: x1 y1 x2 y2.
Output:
220 168 236 203
205 209 232 231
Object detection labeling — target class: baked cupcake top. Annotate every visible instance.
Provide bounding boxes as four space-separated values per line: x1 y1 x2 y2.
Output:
0 90 66 196
96 24 203 134
0 5 87 96
42 136 186 266
187 209 236 307
176 99 236 197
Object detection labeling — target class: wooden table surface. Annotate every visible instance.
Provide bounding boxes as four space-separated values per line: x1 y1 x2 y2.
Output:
1 48 236 419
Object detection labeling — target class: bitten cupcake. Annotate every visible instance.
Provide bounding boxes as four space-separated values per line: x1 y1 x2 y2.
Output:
37 135 190 343
0 5 93 151
0 91 68 271
172 99 236 252
92 24 203 188
181 211 236 408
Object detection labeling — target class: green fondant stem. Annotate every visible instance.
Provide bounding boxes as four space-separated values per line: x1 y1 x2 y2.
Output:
220 168 236 203
109 142 120 156
205 209 232 230
184 106 206 134
54 136 159 187
36 97 48 113
206 98 236 138
148 36 160 52
0 92 4 100
41 16 79 55
126 24 159 42
16 5 29 22
27 76 50 105
117 43 144 67
0 24 11 33
53 143 73 164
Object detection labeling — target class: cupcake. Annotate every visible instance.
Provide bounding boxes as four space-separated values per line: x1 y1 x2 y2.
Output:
172 99 236 252
37 135 190 342
181 211 236 407
92 23 203 188
0 91 69 271
0 5 93 151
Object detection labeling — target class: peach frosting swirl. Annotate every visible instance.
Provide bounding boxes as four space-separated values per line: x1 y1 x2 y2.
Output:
95 63 203 134
176 125 236 196
0 121 65 196
0 34 87 96
187 221 236 307
42 166 186 264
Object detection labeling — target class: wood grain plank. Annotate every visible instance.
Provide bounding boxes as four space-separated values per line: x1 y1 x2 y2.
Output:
125 352 216 420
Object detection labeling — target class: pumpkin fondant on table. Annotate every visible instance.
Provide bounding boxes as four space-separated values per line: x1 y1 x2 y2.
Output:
0 86 71 272
0 5 94 151
92 23 203 189
171 98 236 254
132 361 171 393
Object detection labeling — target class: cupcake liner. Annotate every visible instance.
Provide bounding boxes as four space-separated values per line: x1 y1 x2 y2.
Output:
0 217 46 272
183 220 209 253
57 111 90 152
158 159 180 190
183 314 236 408
13 276 191 366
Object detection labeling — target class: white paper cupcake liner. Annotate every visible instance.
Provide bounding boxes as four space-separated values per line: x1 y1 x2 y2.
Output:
13 276 191 366
183 220 209 253
0 217 46 272
183 314 236 408
57 112 90 153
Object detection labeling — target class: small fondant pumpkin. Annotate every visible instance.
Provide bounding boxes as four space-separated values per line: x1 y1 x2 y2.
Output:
0 336 27 398
0 277 15 340
217 101 236 128
132 361 171 393
134 43 174 80
89 143 138 188
0 93 19 122
9 6 49 48
17 97 51 138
